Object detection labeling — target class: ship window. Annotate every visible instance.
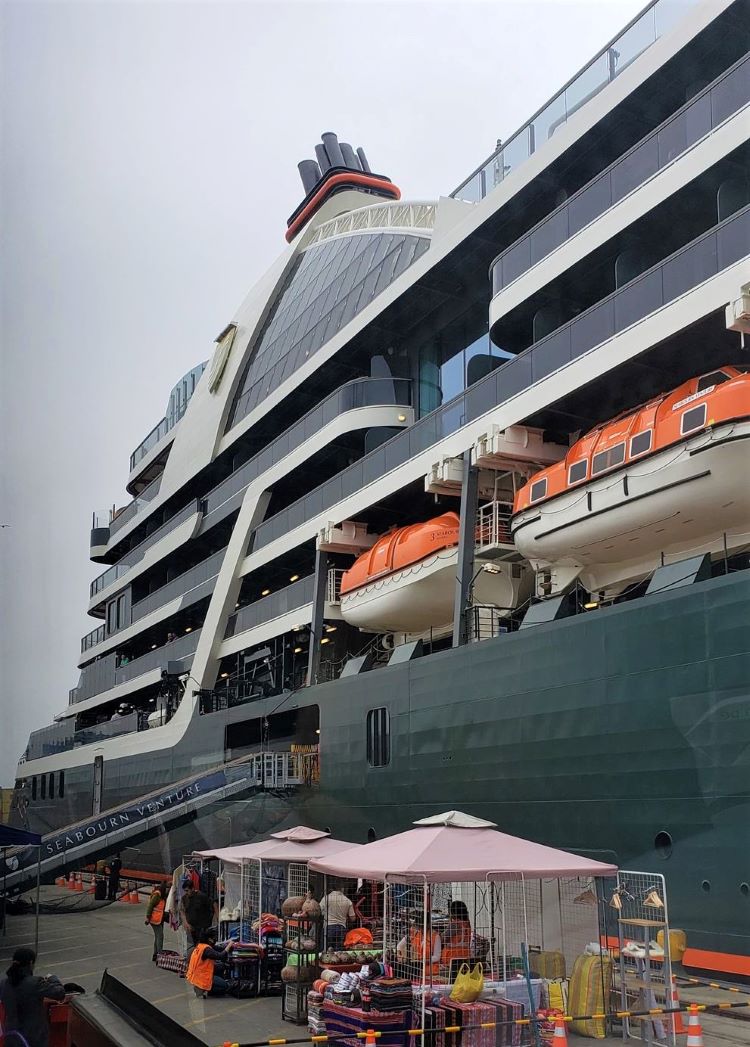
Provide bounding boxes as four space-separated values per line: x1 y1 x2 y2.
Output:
591 442 625 476
59 771 65 798
696 371 729 392
529 478 547 503
568 460 587 485
366 707 390 767
681 403 706 435
40 775 47 800
31 776 37 800
630 430 652 457
48 773 55 800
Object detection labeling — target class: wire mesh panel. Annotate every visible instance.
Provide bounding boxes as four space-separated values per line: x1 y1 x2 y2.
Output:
241 858 262 942
288 861 309 900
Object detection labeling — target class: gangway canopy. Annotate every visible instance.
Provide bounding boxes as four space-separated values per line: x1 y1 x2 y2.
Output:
0 824 41 847
310 809 618 882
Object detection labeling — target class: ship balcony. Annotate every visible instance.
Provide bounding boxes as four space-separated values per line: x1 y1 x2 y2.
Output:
90 512 110 562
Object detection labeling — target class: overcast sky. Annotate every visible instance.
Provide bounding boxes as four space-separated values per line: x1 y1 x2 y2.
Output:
0 0 647 783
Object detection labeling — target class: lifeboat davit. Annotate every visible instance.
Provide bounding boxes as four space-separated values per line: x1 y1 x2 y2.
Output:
512 365 750 596
340 511 527 634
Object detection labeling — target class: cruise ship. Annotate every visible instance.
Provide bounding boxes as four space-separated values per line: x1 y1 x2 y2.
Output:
7 0 750 978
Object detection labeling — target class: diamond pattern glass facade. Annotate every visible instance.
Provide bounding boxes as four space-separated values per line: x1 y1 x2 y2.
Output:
228 231 430 429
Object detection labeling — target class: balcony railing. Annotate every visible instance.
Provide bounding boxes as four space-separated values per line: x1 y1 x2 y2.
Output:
130 548 225 624
250 205 750 555
490 52 750 294
326 568 344 604
109 473 163 537
80 624 106 654
90 499 200 598
224 576 315 640
115 627 201 684
452 0 700 203
476 501 514 552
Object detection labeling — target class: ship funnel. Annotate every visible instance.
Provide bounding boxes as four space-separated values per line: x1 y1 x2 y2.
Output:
315 143 331 173
321 131 345 169
357 147 372 173
298 159 322 194
340 142 362 170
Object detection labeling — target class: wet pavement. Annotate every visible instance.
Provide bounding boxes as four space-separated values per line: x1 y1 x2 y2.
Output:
2 887 748 1047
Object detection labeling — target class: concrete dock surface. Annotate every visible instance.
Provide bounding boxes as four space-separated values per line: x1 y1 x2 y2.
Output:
2 888 748 1047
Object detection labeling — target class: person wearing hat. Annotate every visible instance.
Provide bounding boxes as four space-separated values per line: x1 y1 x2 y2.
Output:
0 947 66 1047
180 876 213 947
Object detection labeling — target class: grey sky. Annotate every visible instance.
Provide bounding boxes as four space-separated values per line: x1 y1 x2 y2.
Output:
1 0 645 782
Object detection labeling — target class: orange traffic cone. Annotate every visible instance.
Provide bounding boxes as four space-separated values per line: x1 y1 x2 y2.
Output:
553 1017 569 1046
130 885 141 904
67 872 75 890
55 876 65 887
685 1005 703 1047
365 1031 378 1047
671 977 686 1035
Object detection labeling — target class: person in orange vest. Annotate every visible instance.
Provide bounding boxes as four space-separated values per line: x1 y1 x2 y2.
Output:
145 883 169 962
185 932 234 998
396 917 442 978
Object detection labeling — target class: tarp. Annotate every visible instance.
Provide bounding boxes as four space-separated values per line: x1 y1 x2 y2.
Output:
0 823 42 848
195 827 359 866
309 811 618 883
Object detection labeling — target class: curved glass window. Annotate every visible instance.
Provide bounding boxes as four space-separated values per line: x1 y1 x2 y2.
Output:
227 232 430 430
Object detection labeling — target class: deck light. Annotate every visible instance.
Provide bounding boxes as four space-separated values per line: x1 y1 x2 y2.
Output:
397 414 406 422
325 625 337 633
290 574 299 582
220 672 229 679
584 600 599 610
185 626 192 633
151 644 157 650
482 563 501 575
321 637 330 644
294 646 303 654
262 588 271 596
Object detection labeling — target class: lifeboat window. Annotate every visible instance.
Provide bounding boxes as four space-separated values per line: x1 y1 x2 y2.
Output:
681 403 707 435
366 707 390 767
630 430 652 457
696 370 729 392
568 460 587 485
529 478 547 503
591 441 626 476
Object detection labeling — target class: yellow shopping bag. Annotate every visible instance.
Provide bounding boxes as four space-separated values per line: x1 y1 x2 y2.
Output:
449 962 484 1002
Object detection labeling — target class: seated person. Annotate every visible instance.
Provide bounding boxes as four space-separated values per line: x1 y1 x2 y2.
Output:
186 931 234 998
442 900 472 969
397 917 442 978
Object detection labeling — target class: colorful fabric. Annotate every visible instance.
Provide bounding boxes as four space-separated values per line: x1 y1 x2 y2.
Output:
567 954 612 1039
322 1001 411 1047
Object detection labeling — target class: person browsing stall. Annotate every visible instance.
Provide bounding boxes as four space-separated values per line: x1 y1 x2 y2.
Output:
320 886 355 949
185 932 234 997
145 882 169 961
180 877 213 946
0 947 66 1047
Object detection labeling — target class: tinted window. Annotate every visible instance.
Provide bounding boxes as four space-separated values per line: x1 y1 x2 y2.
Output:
59 770 65 798
568 460 587 484
40 775 46 799
366 707 390 767
48 773 55 800
530 478 547 503
592 442 626 476
630 430 652 457
696 371 729 392
32 776 37 800
681 403 707 434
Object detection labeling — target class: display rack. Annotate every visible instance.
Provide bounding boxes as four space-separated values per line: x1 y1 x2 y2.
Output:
614 870 674 1046
282 914 321 1023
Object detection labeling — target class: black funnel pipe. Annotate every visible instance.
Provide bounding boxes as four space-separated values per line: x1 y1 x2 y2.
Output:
315 144 331 173
340 142 361 170
322 131 345 169
298 159 322 194
356 147 372 173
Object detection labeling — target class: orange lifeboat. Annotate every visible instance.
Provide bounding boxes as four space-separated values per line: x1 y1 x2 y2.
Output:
340 512 528 634
512 365 750 596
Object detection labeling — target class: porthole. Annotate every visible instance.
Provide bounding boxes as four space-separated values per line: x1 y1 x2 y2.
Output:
740 882 749 896
654 831 672 859
701 879 711 893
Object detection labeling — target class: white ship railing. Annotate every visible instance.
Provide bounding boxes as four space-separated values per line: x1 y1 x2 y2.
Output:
476 501 514 551
326 568 345 604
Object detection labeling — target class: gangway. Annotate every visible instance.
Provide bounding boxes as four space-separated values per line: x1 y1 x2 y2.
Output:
0 750 317 896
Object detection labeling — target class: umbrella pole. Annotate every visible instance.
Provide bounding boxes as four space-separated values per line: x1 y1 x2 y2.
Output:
35 848 41 956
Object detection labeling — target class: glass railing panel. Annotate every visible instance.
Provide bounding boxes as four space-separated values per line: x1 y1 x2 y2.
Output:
110 473 163 536
224 576 315 639
80 624 106 653
130 548 225 623
115 628 200 684
453 0 704 202
490 54 750 293
74 653 118 702
75 712 139 747
501 128 532 180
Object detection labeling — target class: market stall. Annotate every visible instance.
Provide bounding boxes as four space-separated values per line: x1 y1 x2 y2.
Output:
194 826 362 1011
310 811 620 1044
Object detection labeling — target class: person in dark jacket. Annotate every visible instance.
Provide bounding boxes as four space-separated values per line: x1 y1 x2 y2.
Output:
107 854 123 901
0 947 66 1047
180 878 213 946
185 932 233 997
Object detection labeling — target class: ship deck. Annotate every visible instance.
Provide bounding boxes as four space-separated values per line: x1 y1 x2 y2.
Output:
2 888 748 1047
